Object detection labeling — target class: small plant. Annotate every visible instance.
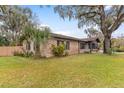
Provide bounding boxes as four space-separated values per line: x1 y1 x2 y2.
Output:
52 44 65 57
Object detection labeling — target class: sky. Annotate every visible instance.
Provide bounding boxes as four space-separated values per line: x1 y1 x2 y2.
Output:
23 5 124 38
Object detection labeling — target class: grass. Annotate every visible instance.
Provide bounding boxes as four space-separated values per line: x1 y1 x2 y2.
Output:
0 54 124 87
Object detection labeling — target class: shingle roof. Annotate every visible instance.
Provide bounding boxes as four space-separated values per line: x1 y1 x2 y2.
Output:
51 33 100 42
51 33 79 41
80 37 100 42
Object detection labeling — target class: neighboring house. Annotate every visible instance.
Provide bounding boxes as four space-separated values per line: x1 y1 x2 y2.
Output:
23 33 100 57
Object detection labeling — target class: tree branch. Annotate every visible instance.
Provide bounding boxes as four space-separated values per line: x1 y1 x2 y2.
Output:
109 6 124 32
99 5 106 35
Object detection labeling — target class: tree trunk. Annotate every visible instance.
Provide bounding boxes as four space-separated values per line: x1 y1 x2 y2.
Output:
103 35 112 54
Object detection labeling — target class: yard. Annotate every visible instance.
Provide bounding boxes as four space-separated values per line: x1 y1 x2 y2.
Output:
0 54 124 87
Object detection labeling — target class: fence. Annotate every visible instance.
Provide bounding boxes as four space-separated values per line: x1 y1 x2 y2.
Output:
0 46 23 56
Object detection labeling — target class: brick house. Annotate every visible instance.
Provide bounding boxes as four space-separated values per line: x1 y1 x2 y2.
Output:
23 33 100 57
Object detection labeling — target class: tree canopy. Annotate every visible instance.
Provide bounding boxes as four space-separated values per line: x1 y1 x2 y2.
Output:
0 5 33 43
84 27 103 38
0 35 10 46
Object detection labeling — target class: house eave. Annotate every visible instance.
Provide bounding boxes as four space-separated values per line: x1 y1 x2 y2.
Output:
51 33 100 43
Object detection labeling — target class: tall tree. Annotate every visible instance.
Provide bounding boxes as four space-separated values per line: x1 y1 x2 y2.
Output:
0 5 32 43
54 5 124 54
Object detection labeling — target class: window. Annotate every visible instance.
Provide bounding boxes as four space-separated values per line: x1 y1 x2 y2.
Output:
57 40 64 46
66 41 70 50
80 43 85 49
92 43 96 49
57 40 70 50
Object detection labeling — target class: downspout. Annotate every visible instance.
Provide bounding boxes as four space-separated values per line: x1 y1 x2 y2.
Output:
78 40 80 54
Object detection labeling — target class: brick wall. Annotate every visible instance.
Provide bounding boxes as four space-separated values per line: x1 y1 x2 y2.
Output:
40 38 57 57
40 38 79 57
0 46 23 56
67 40 79 55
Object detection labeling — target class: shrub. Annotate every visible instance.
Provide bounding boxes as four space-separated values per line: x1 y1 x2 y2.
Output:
52 44 66 57
116 50 124 52
24 51 34 57
13 51 24 56
113 46 124 52
0 36 10 46
14 51 33 57
108 48 113 55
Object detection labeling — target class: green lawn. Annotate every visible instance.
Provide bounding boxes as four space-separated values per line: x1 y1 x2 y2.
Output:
0 54 124 88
